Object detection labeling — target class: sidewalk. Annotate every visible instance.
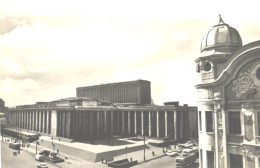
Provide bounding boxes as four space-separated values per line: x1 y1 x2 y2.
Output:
1 136 107 168
114 143 166 164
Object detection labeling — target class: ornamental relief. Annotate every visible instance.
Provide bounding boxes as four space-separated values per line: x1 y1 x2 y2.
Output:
198 89 214 99
232 61 260 99
232 71 257 99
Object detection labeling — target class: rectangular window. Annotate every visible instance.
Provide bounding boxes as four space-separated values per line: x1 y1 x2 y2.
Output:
257 112 260 136
228 112 241 134
200 149 203 168
199 111 202 131
207 151 214 168
206 111 213 132
230 154 243 168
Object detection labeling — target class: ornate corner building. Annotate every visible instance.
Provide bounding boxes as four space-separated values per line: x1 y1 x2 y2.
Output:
196 15 260 168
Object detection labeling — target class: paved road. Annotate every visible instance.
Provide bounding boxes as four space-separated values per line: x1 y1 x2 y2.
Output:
134 156 199 168
1 141 57 168
133 155 175 168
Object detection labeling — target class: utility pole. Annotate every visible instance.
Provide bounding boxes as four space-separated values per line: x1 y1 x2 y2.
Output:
143 135 146 161
36 141 37 154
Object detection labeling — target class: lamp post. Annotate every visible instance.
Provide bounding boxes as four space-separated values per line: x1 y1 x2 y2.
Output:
143 126 151 161
143 135 146 161
36 141 37 154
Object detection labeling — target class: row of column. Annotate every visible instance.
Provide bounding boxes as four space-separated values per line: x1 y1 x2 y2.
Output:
8 109 186 141
8 110 51 134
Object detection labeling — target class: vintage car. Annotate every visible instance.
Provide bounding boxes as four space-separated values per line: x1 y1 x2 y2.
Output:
37 163 48 168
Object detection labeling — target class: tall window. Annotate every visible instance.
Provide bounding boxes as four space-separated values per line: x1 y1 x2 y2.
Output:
207 151 214 168
230 154 243 168
199 111 202 131
200 149 203 168
257 112 260 136
228 112 241 134
206 111 213 132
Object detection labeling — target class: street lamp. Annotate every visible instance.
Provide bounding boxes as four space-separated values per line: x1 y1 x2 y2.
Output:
143 126 152 161
36 141 38 154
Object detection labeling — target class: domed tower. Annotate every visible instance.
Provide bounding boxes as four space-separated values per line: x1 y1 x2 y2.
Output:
201 15 242 56
196 15 243 84
196 16 244 168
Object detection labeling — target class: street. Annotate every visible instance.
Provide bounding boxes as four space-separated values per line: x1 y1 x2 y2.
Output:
1 141 57 168
134 155 176 168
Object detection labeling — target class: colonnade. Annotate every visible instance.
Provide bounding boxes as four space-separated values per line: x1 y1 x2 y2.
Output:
8 108 191 142
8 110 52 134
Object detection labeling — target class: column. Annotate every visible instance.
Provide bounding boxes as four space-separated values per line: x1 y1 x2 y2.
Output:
157 111 160 138
165 111 168 137
27 111 29 129
180 111 183 139
32 111 35 131
111 111 114 134
29 111 32 130
39 111 42 132
97 111 100 136
42 111 46 133
141 111 144 136
50 110 57 136
46 111 49 134
149 111 152 136
104 111 107 134
36 111 38 131
134 111 137 135
122 111 125 134
128 111 131 135
174 110 177 140
61 111 65 137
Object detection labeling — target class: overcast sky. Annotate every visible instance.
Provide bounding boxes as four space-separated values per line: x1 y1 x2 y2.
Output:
1 0 260 106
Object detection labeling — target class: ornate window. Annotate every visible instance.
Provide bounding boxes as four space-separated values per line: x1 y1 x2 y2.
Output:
228 112 241 134
203 62 212 72
230 154 243 168
207 151 215 168
206 111 213 132
199 111 202 132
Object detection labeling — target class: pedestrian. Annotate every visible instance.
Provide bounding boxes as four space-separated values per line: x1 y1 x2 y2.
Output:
130 157 132 162
152 151 155 156
57 149 59 154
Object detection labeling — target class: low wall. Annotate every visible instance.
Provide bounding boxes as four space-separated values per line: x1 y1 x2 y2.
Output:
36 139 145 162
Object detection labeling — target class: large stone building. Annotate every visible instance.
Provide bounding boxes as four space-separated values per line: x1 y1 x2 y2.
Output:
76 80 151 105
7 81 198 143
196 15 260 168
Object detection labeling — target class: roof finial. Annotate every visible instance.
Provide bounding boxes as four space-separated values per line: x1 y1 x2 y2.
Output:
219 14 225 24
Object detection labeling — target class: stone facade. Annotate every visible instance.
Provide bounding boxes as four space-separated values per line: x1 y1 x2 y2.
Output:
196 16 260 168
8 102 198 142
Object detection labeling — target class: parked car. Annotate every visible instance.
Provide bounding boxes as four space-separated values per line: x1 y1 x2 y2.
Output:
39 150 50 157
166 151 178 157
37 162 48 168
35 154 44 161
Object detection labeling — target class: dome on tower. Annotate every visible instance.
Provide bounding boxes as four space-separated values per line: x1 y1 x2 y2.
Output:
200 15 242 54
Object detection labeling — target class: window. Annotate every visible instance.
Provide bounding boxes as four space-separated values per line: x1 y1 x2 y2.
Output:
206 111 213 132
207 151 214 168
257 112 260 136
230 154 243 168
200 149 203 168
228 112 241 134
199 111 202 131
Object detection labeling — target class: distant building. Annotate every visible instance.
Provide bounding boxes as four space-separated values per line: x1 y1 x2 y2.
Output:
76 79 151 105
196 16 260 168
7 80 198 143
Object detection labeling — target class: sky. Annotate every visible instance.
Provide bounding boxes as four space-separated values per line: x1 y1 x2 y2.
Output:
1 0 260 107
